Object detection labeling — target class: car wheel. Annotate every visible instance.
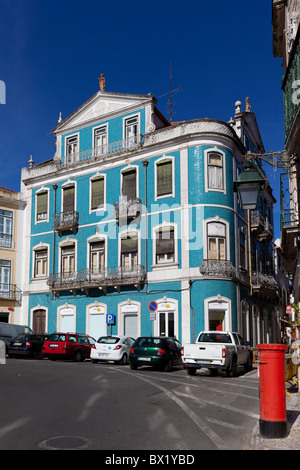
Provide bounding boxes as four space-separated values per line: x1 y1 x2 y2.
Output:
130 363 138 370
244 353 253 372
73 350 83 362
118 353 127 365
187 367 196 376
91 359 99 364
226 357 237 377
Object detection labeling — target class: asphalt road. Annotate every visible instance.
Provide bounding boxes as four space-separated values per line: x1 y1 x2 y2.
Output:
0 358 260 452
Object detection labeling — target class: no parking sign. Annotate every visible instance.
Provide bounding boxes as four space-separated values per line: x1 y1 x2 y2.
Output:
148 301 158 320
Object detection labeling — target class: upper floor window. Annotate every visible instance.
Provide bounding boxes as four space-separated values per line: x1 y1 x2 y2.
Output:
0 259 11 294
207 221 226 261
36 190 48 222
121 233 138 270
63 185 75 213
61 244 75 274
122 168 137 199
90 240 105 274
207 152 224 190
94 126 107 156
125 116 138 139
34 247 48 278
91 176 105 211
156 158 173 198
156 226 175 264
66 135 78 157
0 209 12 248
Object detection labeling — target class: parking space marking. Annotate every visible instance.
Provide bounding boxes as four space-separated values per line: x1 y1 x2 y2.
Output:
0 417 32 438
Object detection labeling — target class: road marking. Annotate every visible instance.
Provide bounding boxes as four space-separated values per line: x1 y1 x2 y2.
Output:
114 367 232 450
174 391 259 419
206 417 244 430
0 417 32 438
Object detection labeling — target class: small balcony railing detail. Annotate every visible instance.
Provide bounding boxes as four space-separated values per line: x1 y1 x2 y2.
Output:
47 265 146 294
113 197 142 221
251 271 278 292
0 284 22 302
59 135 143 168
54 211 79 235
199 259 236 278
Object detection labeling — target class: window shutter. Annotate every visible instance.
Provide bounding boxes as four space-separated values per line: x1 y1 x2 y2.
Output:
157 160 172 196
122 170 136 199
156 227 174 254
121 236 138 253
37 192 48 217
63 186 75 213
91 178 104 209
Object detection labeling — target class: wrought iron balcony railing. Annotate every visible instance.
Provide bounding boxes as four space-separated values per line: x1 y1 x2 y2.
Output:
251 271 278 291
58 135 143 168
199 259 236 278
0 284 22 301
47 265 146 293
113 197 142 221
0 233 12 248
54 211 79 235
283 28 300 139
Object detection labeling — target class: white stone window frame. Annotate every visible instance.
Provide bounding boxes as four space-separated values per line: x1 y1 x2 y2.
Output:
122 113 140 140
154 155 175 200
32 242 50 279
152 222 179 269
120 164 139 199
154 298 178 339
35 187 50 224
30 305 48 332
204 296 232 331
61 179 77 213
86 301 107 338
86 233 108 271
118 300 141 338
118 228 141 268
58 237 78 274
203 217 230 261
89 172 106 214
65 132 80 158
92 123 108 150
57 303 76 332
204 147 226 194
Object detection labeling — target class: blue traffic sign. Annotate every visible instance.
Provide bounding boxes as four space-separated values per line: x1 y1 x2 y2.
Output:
148 301 158 313
106 314 115 324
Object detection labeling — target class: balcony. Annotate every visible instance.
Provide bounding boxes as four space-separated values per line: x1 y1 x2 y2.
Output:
250 211 274 241
54 211 79 236
47 265 146 295
0 284 22 302
0 233 12 249
251 271 278 295
199 260 236 279
113 197 142 223
58 135 143 169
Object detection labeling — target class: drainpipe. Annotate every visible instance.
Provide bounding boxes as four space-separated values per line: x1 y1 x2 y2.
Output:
142 160 149 294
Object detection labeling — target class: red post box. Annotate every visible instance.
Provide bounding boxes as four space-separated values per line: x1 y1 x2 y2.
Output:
258 344 287 438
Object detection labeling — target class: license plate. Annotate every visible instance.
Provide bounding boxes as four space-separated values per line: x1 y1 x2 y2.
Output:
13 342 22 346
98 353 109 357
138 357 151 361
196 360 210 364
50 344 59 348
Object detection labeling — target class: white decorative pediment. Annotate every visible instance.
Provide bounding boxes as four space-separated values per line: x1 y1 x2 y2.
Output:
55 92 153 132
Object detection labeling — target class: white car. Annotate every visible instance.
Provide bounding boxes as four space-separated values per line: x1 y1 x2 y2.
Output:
90 335 135 365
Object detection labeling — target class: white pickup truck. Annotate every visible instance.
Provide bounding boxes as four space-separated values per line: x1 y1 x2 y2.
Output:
181 331 253 377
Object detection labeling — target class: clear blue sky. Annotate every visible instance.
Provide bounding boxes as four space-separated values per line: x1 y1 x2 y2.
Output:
0 0 285 237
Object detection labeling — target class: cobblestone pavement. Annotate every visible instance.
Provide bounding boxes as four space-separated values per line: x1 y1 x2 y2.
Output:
251 392 300 450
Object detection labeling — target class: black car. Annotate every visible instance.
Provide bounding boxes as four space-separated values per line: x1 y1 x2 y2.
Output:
8 333 48 359
129 336 182 371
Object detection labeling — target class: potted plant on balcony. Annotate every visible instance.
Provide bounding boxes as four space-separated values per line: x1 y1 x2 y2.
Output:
288 303 300 340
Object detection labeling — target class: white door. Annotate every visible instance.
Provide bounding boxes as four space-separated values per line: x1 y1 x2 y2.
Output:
59 307 75 332
89 306 105 340
124 314 138 338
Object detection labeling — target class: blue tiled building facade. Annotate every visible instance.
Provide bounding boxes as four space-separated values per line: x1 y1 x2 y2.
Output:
20 87 279 345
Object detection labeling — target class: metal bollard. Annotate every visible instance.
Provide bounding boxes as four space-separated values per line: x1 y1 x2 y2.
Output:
0 340 6 364
258 344 287 438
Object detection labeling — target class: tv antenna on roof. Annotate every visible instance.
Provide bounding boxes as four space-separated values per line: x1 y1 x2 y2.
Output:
158 62 182 124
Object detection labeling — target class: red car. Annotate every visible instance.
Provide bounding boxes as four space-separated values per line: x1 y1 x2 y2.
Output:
43 332 96 362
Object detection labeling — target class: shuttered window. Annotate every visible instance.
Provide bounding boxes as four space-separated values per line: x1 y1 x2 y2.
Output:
63 186 75 213
156 226 175 263
121 234 138 270
156 159 173 197
36 191 48 221
122 169 136 199
91 177 104 210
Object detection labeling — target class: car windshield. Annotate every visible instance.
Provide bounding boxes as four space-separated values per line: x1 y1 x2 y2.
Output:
97 336 120 344
135 337 164 347
47 334 66 342
14 334 32 341
198 333 232 343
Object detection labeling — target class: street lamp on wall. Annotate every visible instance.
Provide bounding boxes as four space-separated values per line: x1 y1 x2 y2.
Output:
234 164 265 210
